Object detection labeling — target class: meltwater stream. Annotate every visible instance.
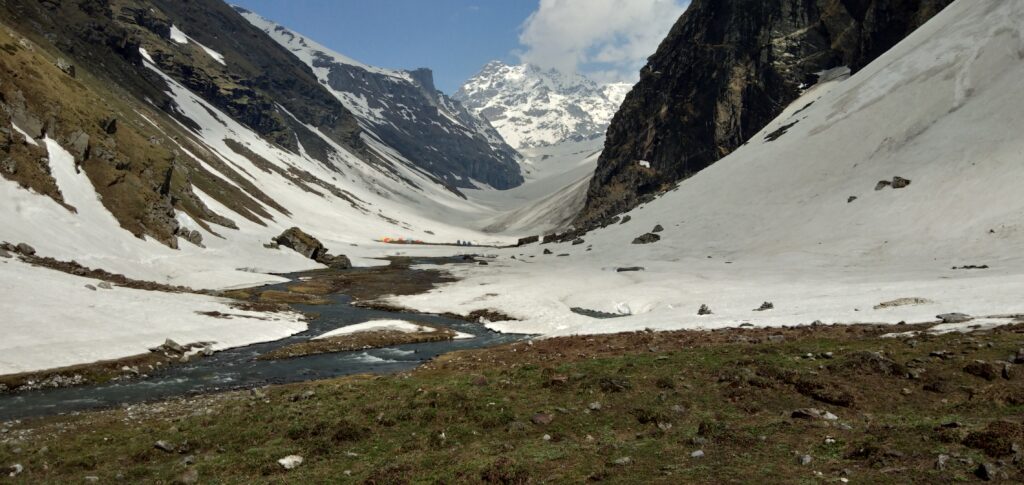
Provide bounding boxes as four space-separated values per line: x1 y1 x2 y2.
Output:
0 285 527 420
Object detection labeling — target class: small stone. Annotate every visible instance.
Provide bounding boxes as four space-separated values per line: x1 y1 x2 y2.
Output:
791 408 838 421
652 224 664 233
976 462 996 481
901 388 912 395
8 464 23 477
543 249 553 255
98 282 113 290
278 455 304 470
847 196 857 203
612 456 632 466
84 284 97 291
937 313 972 324
182 455 196 466
85 477 99 483
154 440 175 453
891 176 911 189
798 455 813 466
588 401 602 411
163 339 185 353
632 233 661 245
754 301 774 311
690 450 705 458
697 304 712 316
542 434 551 441
935 454 949 470
531 412 553 426
821 352 834 359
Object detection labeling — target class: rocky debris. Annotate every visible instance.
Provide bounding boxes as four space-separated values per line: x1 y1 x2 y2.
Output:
175 227 204 247
937 313 972 324
698 304 713 316
876 176 912 191
690 450 705 459
15 243 35 256
543 249 553 255
616 267 645 272
55 58 75 77
798 454 813 466
571 238 585 245
8 464 23 477
791 408 838 421
101 117 118 135
619 215 631 224
632 233 660 245
754 301 774 311
162 339 186 354
935 454 950 470
588 402 602 411
154 440 175 453
976 462 997 481
652 224 664 233
953 265 989 270
874 297 931 309
277 455 304 470
531 412 553 426
271 227 350 269
848 196 858 203
516 235 539 246
84 284 97 291
963 361 1001 381
98 282 113 290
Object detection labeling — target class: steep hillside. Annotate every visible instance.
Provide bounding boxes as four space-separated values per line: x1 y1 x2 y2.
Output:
577 0 954 227
455 61 629 150
0 0 519 373
393 0 1024 337
240 10 524 190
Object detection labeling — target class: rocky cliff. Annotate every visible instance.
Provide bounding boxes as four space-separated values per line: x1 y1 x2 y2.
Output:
241 11 523 190
576 0 953 227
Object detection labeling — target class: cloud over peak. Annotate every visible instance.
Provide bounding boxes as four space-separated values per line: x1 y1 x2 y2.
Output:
518 0 688 83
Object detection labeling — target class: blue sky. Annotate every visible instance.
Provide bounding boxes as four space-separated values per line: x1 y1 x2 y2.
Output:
233 0 688 94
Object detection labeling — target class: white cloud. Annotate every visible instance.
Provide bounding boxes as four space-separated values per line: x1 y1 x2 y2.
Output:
518 0 689 83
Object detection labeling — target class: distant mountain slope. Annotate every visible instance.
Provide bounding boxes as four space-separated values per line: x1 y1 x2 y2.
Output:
454 61 629 150
577 0 954 228
392 0 1024 338
239 10 523 191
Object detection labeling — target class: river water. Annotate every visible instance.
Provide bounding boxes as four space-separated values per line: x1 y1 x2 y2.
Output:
0 278 527 420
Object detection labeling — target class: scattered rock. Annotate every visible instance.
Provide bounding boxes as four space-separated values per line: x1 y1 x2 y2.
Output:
652 224 664 233
612 457 632 466
976 462 996 481
543 249 553 255
516 235 539 246
278 455 304 470
892 176 911 189
572 238 585 245
154 440 175 453
935 454 949 470
0 249 10 259
56 58 75 77
97 282 113 290
531 413 553 426
619 215 631 224
874 297 931 309
847 196 857 203
798 454 813 466
690 450 705 458
697 304 712 316
616 267 645 272
791 408 838 421
588 401 602 411
937 313 972 324
963 361 1001 381
8 464 22 477
875 180 891 191
15 243 35 256
84 477 99 483
632 233 661 244
162 339 185 354
754 301 774 311
84 284 97 291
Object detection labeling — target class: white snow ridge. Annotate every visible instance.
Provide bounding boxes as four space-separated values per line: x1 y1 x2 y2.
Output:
390 0 1024 337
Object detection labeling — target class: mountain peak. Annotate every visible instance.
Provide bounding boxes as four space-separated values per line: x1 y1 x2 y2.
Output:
454 62 629 150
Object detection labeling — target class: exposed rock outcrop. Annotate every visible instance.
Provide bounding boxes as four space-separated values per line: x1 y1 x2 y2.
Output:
577 0 953 227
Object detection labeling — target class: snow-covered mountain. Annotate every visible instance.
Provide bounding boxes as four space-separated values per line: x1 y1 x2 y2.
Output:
392 0 1024 338
454 61 630 150
239 9 523 190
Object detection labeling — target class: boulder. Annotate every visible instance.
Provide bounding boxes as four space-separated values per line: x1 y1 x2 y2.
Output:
516 235 539 246
15 243 35 256
698 304 712 316
937 313 972 324
273 227 326 260
891 176 912 189
616 267 645 272
318 253 351 269
277 455 304 470
652 224 664 233
56 58 75 77
754 301 774 311
632 233 661 244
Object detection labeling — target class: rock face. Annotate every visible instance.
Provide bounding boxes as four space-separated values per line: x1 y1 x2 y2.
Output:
455 61 630 150
576 0 954 227
241 11 523 191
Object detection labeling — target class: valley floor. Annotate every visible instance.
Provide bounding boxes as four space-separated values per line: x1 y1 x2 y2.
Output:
2 322 1023 483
